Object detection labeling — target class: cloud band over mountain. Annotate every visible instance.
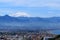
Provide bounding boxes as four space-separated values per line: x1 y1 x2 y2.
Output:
8 12 31 17
0 0 60 17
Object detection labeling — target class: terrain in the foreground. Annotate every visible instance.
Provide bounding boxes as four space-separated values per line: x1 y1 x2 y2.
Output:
0 31 56 40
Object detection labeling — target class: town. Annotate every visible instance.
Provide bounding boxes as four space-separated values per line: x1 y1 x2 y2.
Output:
0 31 57 40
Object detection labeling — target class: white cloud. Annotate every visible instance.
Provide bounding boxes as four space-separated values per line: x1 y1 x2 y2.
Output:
14 0 60 8
0 0 60 8
9 12 31 17
12 0 51 7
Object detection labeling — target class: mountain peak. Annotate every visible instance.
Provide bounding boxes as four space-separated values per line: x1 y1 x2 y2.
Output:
0 15 10 17
4 15 9 17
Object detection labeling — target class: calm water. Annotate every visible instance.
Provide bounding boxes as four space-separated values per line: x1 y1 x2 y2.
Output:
51 30 60 34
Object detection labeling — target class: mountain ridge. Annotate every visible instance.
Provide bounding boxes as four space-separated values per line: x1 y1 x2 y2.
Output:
0 15 60 31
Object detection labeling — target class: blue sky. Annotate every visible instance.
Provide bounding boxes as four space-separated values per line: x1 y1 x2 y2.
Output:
0 0 60 17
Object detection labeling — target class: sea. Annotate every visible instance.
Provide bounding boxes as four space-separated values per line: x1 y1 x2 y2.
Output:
51 30 60 35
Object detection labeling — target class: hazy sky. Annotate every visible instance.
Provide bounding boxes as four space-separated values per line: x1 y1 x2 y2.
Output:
0 0 60 17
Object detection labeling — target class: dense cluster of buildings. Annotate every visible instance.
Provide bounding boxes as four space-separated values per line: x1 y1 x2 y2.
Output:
23 33 56 40
0 32 56 40
0 35 23 40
